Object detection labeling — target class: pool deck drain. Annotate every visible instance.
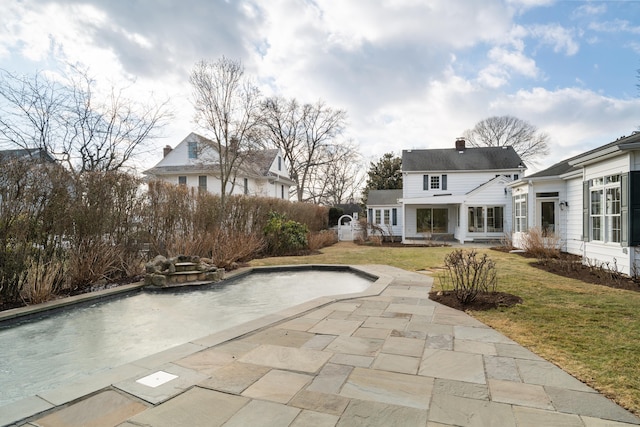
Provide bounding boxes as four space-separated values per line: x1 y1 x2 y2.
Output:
2 264 639 427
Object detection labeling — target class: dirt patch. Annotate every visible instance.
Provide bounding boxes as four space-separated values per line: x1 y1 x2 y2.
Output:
494 247 640 292
429 290 523 311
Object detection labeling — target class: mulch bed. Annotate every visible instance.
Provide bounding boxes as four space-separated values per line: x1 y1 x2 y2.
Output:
429 290 523 311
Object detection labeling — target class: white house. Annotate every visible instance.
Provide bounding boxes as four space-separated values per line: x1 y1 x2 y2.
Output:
510 131 640 276
367 139 525 244
144 133 295 199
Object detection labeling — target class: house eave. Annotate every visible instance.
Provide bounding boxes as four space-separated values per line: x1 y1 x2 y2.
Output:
400 195 466 205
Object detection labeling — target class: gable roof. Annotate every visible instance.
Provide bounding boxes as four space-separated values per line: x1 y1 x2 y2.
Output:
402 146 524 172
525 159 576 179
367 189 402 205
244 148 280 176
522 131 640 181
0 148 55 163
144 133 287 180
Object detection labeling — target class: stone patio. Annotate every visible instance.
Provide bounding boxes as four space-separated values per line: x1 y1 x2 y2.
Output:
2 264 639 426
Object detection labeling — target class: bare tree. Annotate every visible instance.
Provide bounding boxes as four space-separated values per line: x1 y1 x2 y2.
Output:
190 57 263 207
462 115 550 165
261 97 349 201
65 70 170 173
0 68 170 174
308 141 364 205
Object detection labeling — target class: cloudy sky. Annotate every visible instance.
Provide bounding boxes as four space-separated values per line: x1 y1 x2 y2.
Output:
1 0 639 173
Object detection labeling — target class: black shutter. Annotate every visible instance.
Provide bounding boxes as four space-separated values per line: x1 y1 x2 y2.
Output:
629 171 640 246
392 208 397 226
583 181 589 242
442 174 447 190
621 173 628 246
423 175 429 191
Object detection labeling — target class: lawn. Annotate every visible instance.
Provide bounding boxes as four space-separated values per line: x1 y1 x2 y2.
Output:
250 241 640 415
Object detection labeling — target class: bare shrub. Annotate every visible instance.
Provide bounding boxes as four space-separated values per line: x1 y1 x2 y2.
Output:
369 235 383 246
19 255 66 304
66 240 126 290
499 232 515 251
520 227 560 259
584 257 625 286
439 249 497 304
308 229 338 251
210 229 265 269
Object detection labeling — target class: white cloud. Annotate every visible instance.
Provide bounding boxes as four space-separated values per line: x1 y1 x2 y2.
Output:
528 24 580 55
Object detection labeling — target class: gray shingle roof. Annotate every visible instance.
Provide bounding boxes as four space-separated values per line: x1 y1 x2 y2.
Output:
525 160 576 178
0 148 55 163
402 146 523 172
367 189 402 205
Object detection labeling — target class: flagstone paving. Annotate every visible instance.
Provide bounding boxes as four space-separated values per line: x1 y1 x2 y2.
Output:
4 264 640 426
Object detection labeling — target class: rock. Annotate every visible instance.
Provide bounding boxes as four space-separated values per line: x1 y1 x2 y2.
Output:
150 274 167 287
152 255 166 265
145 262 157 274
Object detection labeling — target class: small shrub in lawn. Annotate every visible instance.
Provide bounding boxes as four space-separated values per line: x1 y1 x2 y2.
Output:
440 249 497 304
263 212 309 256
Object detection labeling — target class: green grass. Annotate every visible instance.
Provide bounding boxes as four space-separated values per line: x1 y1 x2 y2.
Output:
250 242 640 415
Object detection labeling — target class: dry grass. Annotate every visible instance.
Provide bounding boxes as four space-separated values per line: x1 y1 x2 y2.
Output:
250 241 640 415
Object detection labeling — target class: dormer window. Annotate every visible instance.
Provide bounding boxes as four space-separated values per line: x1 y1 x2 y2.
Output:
188 141 198 159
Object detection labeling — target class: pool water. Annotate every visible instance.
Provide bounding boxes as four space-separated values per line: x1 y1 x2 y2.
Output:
0 270 371 406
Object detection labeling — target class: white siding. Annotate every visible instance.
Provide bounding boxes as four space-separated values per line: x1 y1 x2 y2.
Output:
565 176 584 256
403 171 519 198
584 154 630 181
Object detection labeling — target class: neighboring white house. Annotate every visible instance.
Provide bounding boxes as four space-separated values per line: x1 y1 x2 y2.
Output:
367 139 526 243
509 131 640 276
144 133 295 199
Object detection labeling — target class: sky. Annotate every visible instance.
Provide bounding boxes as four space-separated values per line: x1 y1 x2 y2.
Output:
1 0 640 175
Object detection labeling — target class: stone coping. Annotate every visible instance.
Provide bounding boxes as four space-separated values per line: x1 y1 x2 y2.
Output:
0 264 381 324
0 264 391 426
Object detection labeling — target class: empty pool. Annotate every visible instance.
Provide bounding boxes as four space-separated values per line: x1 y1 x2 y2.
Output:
0 268 372 406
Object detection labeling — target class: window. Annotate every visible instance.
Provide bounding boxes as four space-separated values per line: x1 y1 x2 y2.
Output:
368 209 373 223
514 174 519 180
514 194 527 232
278 156 282 171
423 174 447 190
188 141 198 159
416 208 448 234
178 176 187 185
198 175 207 192
468 206 504 232
375 210 381 224
487 206 504 232
589 175 621 243
281 185 285 199
468 207 484 232
430 175 440 190
244 178 248 195
383 209 390 225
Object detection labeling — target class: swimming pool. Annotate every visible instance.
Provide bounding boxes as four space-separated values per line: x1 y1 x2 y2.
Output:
0 268 372 406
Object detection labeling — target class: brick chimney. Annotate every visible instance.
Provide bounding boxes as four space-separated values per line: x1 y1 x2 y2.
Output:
455 138 465 151
163 145 172 157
